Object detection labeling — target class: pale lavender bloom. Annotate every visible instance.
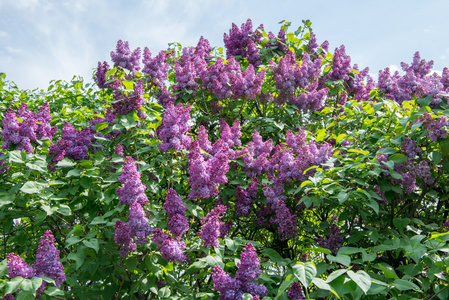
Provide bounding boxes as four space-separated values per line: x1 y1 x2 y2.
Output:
416 160 434 185
116 156 149 206
110 40 141 72
128 202 151 244
422 112 448 142
157 101 192 152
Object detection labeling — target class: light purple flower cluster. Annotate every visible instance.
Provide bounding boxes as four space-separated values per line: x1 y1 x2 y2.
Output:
7 253 34 279
323 45 352 82
223 19 263 66
1 103 57 153
114 157 151 256
344 65 375 101
377 52 448 105
49 122 91 165
117 156 149 206
421 112 448 142
151 228 187 263
236 130 273 177
110 40 141 73
271 50 323 106
114 144 124 156
188 140 230 199
275 200 298 240
32 230 66 288
142 48 171 90
401 137 422 158
157 101 192 152
163 189 189 237
235 179 258 217
198 205 228 247
316 224 343 255
211 243 268 300
288 282 305 300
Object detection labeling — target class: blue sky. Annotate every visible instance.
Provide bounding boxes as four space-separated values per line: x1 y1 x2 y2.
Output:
1 0 449 90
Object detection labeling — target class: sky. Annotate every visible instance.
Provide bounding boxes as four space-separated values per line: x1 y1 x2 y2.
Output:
1 0 449 91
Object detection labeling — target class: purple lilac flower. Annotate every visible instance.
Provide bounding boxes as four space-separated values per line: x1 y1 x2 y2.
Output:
224 19 262 63
401 137 422 158
288 282 305 299
211 243 268 299
422 112 448 142
345 65 374 101
416 160 435 185
151 229 186 263
198 205 227 247
32 230 65 288
2 294 14 300
114 220 137 257
164 189 189 237
316 224 343 255
443 219 449 230
157 101 192 152
275 200 298 240
110 40 141 73
441 67 449 90
324 45 352 82
112 80 145 115
128 202 151 244
1 104 57 153
116 156 149 206
48 122 91 164
7 253 34 279
142 48 170 90
114 144 124 156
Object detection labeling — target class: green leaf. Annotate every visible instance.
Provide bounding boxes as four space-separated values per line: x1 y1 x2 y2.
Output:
393 218 410 233
391 279 421 291
378 147 397 155
5 276 24 294
418 95 432 107
21 181 45 194
44 286 64 296
65 236 82 247
275 274 295 300
389 153 408 164
94 122 109 132
9 150 25 164
327 254 351 267
292 262 316 288
57 204 71 216
337 247 364 255
82 239 99 253
20 279 34 293
326 269 348 282
262 248 291 266
378 263 400 279
347 270 371 294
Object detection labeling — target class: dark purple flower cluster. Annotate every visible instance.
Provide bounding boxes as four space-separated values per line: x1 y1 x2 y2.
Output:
1 103 57 153
110 40 141 73
32 230 66 288
94 61 120 89
421 112 448 142
316 224 343 255
211 243 268 300
114 157 151 256
324 45 352 82
235 178 258 217
198 205 228 247
49 122 91 165
344 65 375 101
89 109 121 142
223 19 263 66
275 200 298 240
443 218 449 231
157 101 192 152
288 282 305 300
416 160 435 185
112 80 146 115
188 140 230 199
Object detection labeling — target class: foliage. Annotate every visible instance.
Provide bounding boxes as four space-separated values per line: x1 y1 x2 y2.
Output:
1 19 449 299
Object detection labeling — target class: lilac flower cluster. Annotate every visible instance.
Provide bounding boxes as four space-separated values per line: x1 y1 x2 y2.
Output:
151 228 187 263
344 65 375 101
110 40 141 73
142 48 171 90
236 130 273 177
114 157 151 257
89 109 121 141
49 122 91 166
416 160 435 186
157 101 192 152
316 224 343 255
377 52 448 105
188 140 230 199
211 243 268 300
198 205 228 247
112 80 146 115
271 50 323 107
421 112 448 142
235 179 258 217
32 230 66 288
288 282 305 300
163 189 189 237
94 61 120 90
323 45 352 82
401 137 423 158
1 103 57 153
223 19 263 66
275 200 298 240
6 231 65 298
